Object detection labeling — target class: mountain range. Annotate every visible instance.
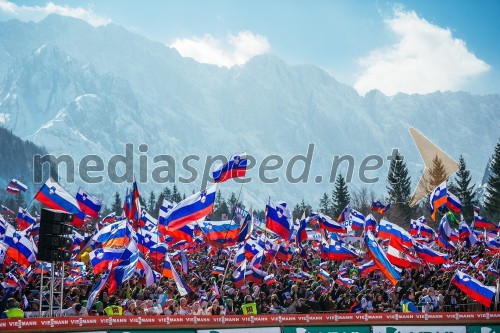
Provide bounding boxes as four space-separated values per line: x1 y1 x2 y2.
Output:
0 14 498 209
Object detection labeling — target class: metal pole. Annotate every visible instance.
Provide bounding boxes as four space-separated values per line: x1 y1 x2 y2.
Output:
59 262 65 316
39 263 44 317
49 261 55 317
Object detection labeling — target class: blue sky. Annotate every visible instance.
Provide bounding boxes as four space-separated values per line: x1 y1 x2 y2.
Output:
1 0 499 95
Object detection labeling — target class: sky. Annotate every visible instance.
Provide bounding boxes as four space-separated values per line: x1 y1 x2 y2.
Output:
1 0 499 96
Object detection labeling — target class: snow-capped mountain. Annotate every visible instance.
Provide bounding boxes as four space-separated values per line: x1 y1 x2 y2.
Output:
0 14 498 208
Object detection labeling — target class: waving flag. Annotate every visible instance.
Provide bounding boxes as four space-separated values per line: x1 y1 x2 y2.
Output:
6 186 20 195
430 181 447 220
337 205 350 223
318 213 346 234
364 214 377 233
158 199 175 232
34 178 85 227
317 268 330 281
296 217 308 247
452 270 496 308
377 219 413 250
164 185 217 231
336 276 355 288
446 192 462 213
212 152 247 183
322 238 358 261
266 198 292 240
162 255 193 296
413 243 449 265
102 212 116 224
9 179 28 192
4 224 36 267
198 219 239 246
474 212 496 230
364 230 401 285
76 187 102 219
92 220 131 248
232 260 247 289
348 209 365 230
386 245 421 268
137 229 163 254
16 207 36 231
89 247 124 274
357 260 377 277
486 238 500 253
264 274 276 285
370 201 391 214
2 205 15 216
108 251 139 294
236 207 253 243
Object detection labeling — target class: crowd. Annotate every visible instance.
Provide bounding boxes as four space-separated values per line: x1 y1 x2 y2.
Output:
0 234 497 318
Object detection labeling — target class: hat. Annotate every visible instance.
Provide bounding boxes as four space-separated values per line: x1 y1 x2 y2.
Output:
94 301 103 308
227 288 235 295
30 299 40 305
305 291 313 297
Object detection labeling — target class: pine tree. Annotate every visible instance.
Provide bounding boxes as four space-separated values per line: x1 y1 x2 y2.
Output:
292 199 312 220
319 193 331 215
148 191 156 213
111 192 122 215
454 155 476 221
331 174 350 218
15 192 25 210
484 140 500 220
227 192 244 213
212 191 229 220
386 151 413 222
171 185 182 203
162 186 172 203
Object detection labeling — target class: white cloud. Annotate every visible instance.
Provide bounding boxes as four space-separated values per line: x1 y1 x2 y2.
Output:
354 8 490 96
170 31 270 67
0 0 110 26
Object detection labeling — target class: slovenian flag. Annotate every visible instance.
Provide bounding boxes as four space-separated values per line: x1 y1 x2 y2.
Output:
452 270 496 308
108 252 139 294
430 181 447 220
265 198 292 240
212 266 225 275
264 274 276 285
474 212 496 230
212 152 247 183
76 187 103 219
370 201 391 214
162 255 193 296
364 230 401 285
413 243 449 265
9 179 28 192
348 209 365 230
163 185 217 232
34 178 85 227
446 191 462 213
1 205 15 216
16 207 36 231
317 268 330 281
4 224 36 268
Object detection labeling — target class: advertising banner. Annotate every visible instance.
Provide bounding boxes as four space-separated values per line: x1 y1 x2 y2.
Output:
373 326 466 333
284 326 370 333
468 325 500 333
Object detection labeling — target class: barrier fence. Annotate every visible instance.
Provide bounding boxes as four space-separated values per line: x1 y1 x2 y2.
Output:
0 312 499 333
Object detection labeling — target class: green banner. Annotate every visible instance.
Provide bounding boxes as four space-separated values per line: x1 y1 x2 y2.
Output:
468 325 500 333
284 326 371 333
109 329 196 333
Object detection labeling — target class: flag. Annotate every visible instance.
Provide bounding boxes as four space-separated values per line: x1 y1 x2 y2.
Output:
317 268 330 281
4 224 36 267
364 230 401 285
413 243 449 265
430 181 447 220
86 268 110 310
164 185 217 231
357 260 377 277
337 205 350 223
137 228 163 254
317 213 346 234
370 201 391 214
76 187 102 219
322 237 358 261
92 220 132 248
158 199 175 233
34 178 85 227
265 198 292 240
9 179 28 192
446 192 462 213
212 266 225 275
6 186 20 194
2 205 15 216
108 251 139 294
102 212 116 224
162 255 193 296
89 247 125 275
232 260 247 289
198 219 240 246
296 216 308 247
212 152 247 183
348 209 365 230
377 219 413 250
364 214 377 233
385 245 421 268
452 270 496 308
474 212 496 230
335 276 354 288
16 207 36 231
236 208 253 243
264 274 276 285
